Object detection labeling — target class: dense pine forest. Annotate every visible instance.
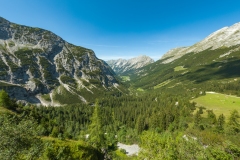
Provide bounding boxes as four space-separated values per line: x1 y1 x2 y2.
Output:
0 86 240 159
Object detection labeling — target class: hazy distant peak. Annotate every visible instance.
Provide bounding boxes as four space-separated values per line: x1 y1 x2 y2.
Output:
106 55 154 75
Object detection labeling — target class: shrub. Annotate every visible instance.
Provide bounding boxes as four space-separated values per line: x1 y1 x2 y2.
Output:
0 90 11 109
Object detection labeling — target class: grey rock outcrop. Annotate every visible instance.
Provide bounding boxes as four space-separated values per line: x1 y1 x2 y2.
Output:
0 17 119 105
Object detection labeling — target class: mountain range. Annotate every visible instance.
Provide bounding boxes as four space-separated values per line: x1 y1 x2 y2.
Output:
106 55 154 75
161 22 240 64
127 22 240 96
0 17 121 106
1 16 240 105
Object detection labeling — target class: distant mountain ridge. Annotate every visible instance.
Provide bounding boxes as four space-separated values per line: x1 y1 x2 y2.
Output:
128 21 240 96
106 55 154 75
161 22 240 63
0 17 120 105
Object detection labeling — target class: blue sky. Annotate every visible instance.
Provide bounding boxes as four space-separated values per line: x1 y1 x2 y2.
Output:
1 0 240 61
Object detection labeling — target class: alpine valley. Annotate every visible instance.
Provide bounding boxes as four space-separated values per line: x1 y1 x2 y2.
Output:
0 16 240 160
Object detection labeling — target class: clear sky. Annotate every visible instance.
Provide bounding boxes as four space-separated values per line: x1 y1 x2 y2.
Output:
1 0 240 61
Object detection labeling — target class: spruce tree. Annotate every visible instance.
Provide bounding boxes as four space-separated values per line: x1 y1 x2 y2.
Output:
136 115 145 134
88 100 105 149
227 110 240 134
0 90 11 109
216 114 225 133
194 110 202 129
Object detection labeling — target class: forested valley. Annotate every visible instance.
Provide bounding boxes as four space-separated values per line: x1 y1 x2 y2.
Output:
0 86 240 159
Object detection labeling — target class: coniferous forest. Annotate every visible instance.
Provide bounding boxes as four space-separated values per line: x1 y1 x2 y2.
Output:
0 86 240 159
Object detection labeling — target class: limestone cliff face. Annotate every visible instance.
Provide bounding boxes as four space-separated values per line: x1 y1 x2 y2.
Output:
107 55 154 75
0 17 119 105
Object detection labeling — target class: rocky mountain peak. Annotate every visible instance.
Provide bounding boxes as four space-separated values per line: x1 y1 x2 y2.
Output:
160 22 240 63
106 55 154 75
0 17 119 105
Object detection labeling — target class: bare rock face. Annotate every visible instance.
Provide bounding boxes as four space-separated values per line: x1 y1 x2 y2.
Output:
161 22 240 63
0 17 119 105
107 55 154 75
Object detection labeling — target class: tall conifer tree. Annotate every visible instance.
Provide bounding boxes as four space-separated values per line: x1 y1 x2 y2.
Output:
88 100 105 149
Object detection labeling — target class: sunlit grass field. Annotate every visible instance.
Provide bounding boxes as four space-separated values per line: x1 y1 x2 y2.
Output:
192 92 240 119
174 66 187 72
121 76 131 82
154 79 173 89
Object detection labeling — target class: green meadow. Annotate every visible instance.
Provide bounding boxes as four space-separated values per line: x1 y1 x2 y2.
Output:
174 66 187 72
192 92 240 119
137 88 144 92
154 79 172 89
121 76 131 82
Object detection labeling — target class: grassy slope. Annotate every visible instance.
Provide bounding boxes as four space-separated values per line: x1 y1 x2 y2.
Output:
192 92 240 118
120 45 240 102
121 76 131 82
174 66 187 72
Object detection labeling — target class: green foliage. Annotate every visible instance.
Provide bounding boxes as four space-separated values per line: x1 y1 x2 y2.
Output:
0 115 43 160
174 66 187 72
60 75 76 85
88 79 102 85
39 56 58 85
41 94 51 102
136 115 147 134
7 60 19 72
138 131 236 160
52 86 84 104
136 88 144 92
207 147 232 160
154 79 172 89
50 126 60 138
14 47 35 66
0 90 12 109
121 76 131 82
82 79 90 86
8 41 15 47
216 114 225 133
41 138 102 160
228 110 240 125
138 131 185 159
71 46 89 57
226 110 240 134
224 143 240 158
207 109 217 125
1 81 238 159
28 103 93 139
194 110 203 129
0 61 8 71
112 149 130 160
0 44 7 52
88 101 106 149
